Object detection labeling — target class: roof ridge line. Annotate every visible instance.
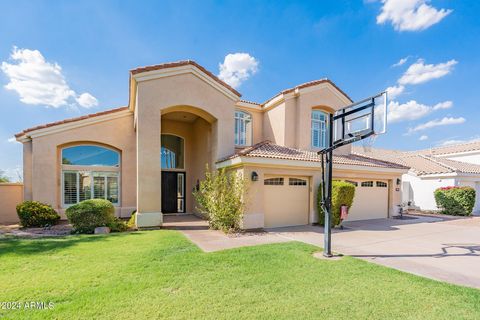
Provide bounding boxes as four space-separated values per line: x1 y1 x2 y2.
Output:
420 154 456 173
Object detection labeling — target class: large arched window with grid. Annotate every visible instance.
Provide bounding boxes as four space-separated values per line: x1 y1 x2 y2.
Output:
61 145 120 207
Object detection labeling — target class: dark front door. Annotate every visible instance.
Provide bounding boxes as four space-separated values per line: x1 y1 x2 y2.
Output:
161 171 186 213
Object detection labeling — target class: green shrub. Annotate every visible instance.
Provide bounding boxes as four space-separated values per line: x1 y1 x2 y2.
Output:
107 217 128 232
193 166 247 233
127 212 137 230
434 186 476 216
16 201 60 228
317 180 356 227
66 199 115 233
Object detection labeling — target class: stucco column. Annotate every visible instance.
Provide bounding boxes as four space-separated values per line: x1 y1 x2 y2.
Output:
135 104 163 227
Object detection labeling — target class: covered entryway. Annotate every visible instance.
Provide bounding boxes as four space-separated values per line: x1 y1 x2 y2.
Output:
264 176 309 228
346 179 389 221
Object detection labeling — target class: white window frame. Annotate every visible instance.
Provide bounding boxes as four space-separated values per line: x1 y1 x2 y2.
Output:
61 145 121 208
311 110 328 149
235 110 253 146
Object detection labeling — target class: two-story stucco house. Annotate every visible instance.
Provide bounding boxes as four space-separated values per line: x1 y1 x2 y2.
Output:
15 60 407 228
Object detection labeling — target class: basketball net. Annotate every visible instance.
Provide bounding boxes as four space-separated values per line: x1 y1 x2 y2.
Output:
362 134 377 153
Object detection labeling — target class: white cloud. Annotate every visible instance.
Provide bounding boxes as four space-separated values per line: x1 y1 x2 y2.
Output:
438 136 480 146
419 135 428 141
392 57 409 67
376 0 452 31
1 47 98 108
387 100 452 123
408 117 465 133
7 137 18 144
75 93 98 108
218 53 258 89
398 59 457 85
386 85 405 99
432 100 453 110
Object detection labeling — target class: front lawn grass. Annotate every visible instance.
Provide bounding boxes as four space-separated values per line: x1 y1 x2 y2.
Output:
1 230 479 319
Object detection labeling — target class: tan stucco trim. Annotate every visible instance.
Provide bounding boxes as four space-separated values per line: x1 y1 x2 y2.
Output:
161 105 217 123
312 105 335 114
216 156 408 174
263 83 351 111
236 100 262 111
17 109 132 141
131 64 240 103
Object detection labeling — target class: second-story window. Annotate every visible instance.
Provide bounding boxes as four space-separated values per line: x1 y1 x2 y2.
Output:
311 110 328 149
235 110 252 146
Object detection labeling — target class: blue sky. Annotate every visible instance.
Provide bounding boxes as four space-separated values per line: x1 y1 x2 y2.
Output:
1 0 479 180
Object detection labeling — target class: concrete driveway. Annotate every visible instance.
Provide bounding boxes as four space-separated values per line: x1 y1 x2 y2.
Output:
269 215 480 289
164 214 480 289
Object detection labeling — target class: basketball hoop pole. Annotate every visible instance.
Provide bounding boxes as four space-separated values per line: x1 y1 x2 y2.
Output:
323 113 334 257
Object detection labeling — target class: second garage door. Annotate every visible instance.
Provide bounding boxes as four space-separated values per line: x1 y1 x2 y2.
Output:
264 176 309 228
345 180 389 221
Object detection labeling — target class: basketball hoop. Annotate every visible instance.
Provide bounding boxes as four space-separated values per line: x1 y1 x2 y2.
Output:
318 91 387 258
362 134 377 153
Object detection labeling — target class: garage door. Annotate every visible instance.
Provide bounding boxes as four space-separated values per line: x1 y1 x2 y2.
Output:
264 176 309 228
345 180 388 221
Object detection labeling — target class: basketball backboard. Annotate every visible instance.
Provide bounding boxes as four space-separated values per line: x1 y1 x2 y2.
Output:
332 91 387 147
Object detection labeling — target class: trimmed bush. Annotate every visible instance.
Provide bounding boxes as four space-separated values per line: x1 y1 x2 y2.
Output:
66 199 115 234
193 166 247 233
434 186 476 216
107 217 128 232
16 201 60 228
317 180 356 227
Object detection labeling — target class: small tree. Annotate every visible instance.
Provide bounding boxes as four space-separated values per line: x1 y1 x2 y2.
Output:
193 165 247 233
317 180 356 226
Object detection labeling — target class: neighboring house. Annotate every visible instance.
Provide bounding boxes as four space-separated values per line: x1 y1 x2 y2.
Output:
355 143 480 215
15 60 407 229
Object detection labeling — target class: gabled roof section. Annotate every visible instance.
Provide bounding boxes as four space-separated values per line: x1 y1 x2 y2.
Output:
15 106 130 140
262 79 353 107
219 141 407 170
130 60 241 96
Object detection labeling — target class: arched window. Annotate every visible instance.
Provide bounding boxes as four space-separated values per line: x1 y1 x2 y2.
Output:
235 110 252 146
311 110 328 149
61 145 120 206
161 134 184 169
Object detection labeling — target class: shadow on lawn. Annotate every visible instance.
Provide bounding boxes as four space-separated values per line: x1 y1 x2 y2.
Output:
0 232 145 257
351 244 480 259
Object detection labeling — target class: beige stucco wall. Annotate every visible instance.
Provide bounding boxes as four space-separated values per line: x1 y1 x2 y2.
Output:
236 163 403 229
27 113 136 218
0 183 23 224
135 72 238 225
256 84 352 154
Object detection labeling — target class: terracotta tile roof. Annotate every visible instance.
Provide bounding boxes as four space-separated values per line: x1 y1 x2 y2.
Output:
130 60 241 97
219 141 407 169
14 106 129 138
263 79 353 105
353 147 480 176
414 140 480 156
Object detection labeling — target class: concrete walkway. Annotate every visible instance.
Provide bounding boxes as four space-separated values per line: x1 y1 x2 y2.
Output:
163 215 290 252
164 214 480 289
